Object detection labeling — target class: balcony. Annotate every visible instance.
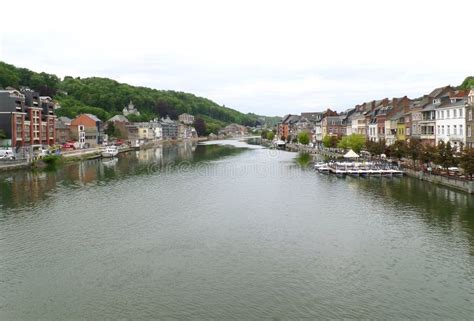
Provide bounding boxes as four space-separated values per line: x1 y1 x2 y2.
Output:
446 134 464 141
420 134 435 140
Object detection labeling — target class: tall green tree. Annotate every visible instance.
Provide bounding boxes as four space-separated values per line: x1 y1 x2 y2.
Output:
420 144 437 164
459 148 474 179
407 138 422 169
0 129 7 139
337 134 365 153
436 141 458 171
298 132 310 145
389 140 408 159
366 139 386 156
322 135 339 148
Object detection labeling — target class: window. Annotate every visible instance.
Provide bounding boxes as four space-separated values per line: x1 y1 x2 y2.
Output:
406 127 410 135
447 125 450 135
454 125 457 135
469 110 473 121
459 108 463 118
437 125 440 135
468 125 472 138
437 111 440 119
447 110 450 118
442 125 445 135
441 111 444 119
460 125 463 136
453 109 457 118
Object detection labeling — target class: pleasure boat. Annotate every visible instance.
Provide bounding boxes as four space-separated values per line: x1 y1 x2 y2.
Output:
102 145 119 158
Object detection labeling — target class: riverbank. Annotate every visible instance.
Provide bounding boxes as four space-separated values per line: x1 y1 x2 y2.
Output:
403 168 474 194
260 139 474 194
0 137 206 172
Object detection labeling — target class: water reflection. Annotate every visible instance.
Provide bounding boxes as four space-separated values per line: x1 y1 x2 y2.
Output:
0 141 246 211
342 175 474 254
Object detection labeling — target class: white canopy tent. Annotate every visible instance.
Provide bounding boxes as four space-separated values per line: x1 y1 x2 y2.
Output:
343 149 359 159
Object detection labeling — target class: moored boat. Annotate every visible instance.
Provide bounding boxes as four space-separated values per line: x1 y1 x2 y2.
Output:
102 145 119 158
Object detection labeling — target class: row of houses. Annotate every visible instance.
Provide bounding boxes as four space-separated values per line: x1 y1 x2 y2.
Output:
278 87 474 150
0 89 198 149
56 113 198 148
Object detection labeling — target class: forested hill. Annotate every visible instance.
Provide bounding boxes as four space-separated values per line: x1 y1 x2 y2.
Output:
0 61 280 131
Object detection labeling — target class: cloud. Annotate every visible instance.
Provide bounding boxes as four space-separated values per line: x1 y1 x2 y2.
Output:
0 0 473 116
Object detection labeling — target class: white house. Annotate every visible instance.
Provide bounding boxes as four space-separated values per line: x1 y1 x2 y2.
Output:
368 119 378 142
435 95 467 150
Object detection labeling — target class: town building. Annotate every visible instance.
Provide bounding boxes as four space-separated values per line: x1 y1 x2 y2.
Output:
70 114 104 148
160 116 179 139
419 86 455 146
406 96 430 142
218 123 248 136
322 115 345 138
0 88 56 148
278 114 292 140
435 91 468 150
178 123 197 139
107 115 129 138
122 100 140 117
466 89 474 149
55 116 72 144
382 97 411 145
300 112 323 124
178 113 195 125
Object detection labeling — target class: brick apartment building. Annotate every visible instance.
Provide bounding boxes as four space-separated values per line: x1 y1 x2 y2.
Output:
0 88 56 148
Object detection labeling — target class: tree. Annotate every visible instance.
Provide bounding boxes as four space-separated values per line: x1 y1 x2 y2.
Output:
389 140 408 159
261 129 269 139
366 139 385 156
266 131 275 140
407 138 422 169
420 144 437 164
105 122 121 138
0 61 266 128
298 132 310 145
436 141 458 171
322 135 339 148
337 134 365 153
459 76 474 90
0 129 6 139
458 148 474 179
193 118 207 136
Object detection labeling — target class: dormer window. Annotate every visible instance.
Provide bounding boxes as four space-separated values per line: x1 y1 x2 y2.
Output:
451 98 456 103
433 98 440 104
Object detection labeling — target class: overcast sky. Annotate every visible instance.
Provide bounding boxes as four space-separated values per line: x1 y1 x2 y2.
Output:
1 0 473 116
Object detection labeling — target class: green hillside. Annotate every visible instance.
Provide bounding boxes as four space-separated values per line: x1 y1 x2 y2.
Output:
0 61 278 132
459 76 474 90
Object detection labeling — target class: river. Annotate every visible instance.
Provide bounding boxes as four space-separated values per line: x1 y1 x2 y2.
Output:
1 139 473 320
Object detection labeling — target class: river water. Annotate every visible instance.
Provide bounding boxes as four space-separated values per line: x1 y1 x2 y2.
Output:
1 139 473 320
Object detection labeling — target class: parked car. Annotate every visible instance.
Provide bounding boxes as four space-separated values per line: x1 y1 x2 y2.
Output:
0 149 16 160
61 142 76 150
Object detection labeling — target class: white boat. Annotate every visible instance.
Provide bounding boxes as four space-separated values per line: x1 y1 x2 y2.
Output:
317 165 331 174
102 145 119 158
314 162 328 169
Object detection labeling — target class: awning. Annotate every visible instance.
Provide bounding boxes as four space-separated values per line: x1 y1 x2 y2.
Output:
344 149 359 158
